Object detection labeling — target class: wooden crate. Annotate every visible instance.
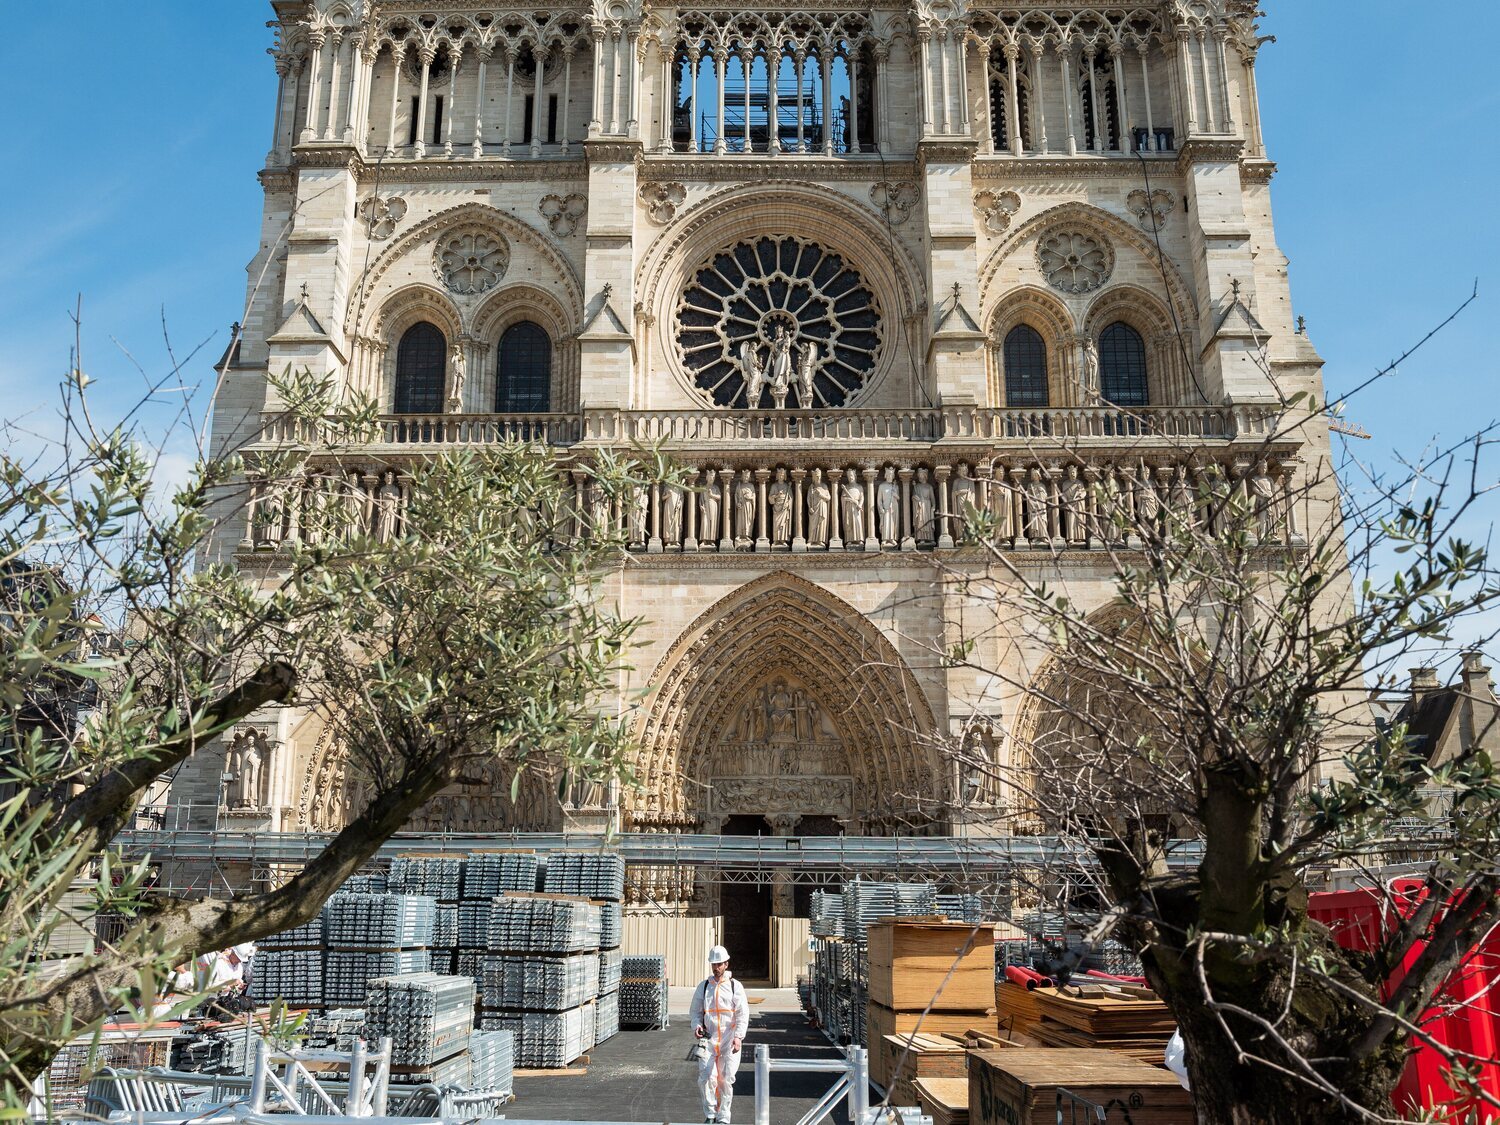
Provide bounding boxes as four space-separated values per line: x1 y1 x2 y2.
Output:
867 1002 994 1086
868 921 997 1011
914 1076 970 1125
968 1048 1196 1125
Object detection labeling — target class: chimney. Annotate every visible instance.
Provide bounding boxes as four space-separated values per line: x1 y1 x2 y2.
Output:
1409 667 1441 697
1459 651 1492 696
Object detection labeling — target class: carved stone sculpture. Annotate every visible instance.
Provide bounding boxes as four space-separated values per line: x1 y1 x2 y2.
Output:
446 345 466 412
806 468 831 546
1059 463 1087 543
344 470 367 540
766 326 794 408
629 486 649 545
588 480 611 535
740 338 765 408
1170 465 1198 529
733 469 756 546
374 470 401 543
1136 465 1162 535
700 469 721 543
912 468 936 544
876 466 900 546
797 341 818 407
840 469 865 544
1250 460 1279 540
768 469 792 545
1025 467 1050 540
661 483 684 545
224 728 269 811
950 463 978 526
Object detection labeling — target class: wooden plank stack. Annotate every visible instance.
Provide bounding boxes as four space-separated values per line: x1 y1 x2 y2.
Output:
880 1031 967 1108
913 1076 970 1125
993 981 1042 1040
968 1048 1196 1125
1031 986 1177 1062
865 920 997 1089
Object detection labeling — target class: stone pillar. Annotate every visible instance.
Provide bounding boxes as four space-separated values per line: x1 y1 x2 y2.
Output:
791 468 807 553
862 468 879 551
898 467 916 551
754 469 771 552
935 465 955 549
828 465 843 550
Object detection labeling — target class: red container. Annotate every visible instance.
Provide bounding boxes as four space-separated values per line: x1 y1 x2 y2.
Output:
1308 884 1500 1120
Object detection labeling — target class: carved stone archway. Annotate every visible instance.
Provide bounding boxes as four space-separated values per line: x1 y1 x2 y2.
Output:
631 572 942 834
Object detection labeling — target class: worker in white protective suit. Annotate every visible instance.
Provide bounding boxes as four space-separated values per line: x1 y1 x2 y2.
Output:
689 944 749 1124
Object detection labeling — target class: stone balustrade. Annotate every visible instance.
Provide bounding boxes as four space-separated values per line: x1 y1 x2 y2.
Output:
241 451 1303 555
253 403 1282 452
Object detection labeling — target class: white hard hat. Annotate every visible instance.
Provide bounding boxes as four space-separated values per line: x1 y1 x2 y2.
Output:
708 945 730 965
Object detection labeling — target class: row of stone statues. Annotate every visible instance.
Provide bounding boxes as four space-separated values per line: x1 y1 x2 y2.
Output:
579 456 1300 551
247 456 1299 554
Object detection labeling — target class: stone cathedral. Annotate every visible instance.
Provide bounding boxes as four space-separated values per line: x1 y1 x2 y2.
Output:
186 0 1339 981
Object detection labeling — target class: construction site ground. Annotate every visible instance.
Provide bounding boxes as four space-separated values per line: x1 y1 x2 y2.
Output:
510 987 865 1124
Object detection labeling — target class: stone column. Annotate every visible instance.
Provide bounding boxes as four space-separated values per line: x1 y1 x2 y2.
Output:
719 466 735 551
1005 44 1022 153
848 44 861 153
1029 43 1047 152
683 473 699 551
1138 45 1155 150
301 30 326 142
898 467 916 551
648 481 662 553
827 465 843 550
1059 42 1077 155
714 47 727 154
862 468 879 551
791 468 807 553
754 469 771 552
532 44 547 156
936 466 955 549
561 44 575 153
472 47 490 156
324 32 344 141
413 48 434 155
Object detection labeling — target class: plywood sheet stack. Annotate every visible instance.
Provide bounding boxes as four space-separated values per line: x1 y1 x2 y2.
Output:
865 920 996 1088
968 1048 1196 1125
913 1076 970 1125
993 980 1043 1040
882 1031 968 1109
1030 986 1177 1062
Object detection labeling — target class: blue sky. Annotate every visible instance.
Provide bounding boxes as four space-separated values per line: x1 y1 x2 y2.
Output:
0 3 1495 670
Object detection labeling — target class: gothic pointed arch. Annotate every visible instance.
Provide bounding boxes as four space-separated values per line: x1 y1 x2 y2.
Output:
348 201 584 338
978 201 1196 335
632 572 942 833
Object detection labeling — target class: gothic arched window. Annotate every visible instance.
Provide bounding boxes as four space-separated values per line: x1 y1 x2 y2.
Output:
393 321 446 414
496 321 552 411
1003 325 1049 408
1099 322 1149 406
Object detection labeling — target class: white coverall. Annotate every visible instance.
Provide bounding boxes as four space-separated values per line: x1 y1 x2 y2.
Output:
689 971 749 1123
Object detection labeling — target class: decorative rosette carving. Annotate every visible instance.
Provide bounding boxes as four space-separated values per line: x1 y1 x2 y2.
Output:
435 228 509 295
1037 227 1114 294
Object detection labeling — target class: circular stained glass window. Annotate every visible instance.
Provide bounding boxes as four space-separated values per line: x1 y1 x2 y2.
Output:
676 236 882 408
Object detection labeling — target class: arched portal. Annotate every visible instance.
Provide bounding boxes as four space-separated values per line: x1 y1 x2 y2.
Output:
631 572 943 835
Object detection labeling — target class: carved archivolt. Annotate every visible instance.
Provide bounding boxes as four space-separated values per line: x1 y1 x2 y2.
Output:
631 572 940 831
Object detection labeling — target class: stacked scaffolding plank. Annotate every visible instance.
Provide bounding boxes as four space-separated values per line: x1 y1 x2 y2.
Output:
323 893 436 1006
366 971 477 1084
250 910 324 1007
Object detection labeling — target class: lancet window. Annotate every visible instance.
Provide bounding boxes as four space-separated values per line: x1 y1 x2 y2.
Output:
393 321 447 414
1099 322 1149 407
496 321 552 412
668 13 874 156
1002 326 1049 408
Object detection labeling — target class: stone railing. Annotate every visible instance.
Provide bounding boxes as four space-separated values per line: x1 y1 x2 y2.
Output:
254 404 1283 452
241 451 1303 556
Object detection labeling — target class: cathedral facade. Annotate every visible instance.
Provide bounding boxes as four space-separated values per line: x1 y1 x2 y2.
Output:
186 0 1339 980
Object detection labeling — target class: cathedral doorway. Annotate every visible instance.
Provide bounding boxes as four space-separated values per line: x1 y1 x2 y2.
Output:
719 814 773 982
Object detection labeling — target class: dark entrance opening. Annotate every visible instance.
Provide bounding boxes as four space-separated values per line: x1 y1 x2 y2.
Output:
719 814 772 982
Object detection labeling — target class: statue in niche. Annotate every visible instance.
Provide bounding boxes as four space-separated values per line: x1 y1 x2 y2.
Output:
876 466 900 546
1059 464 1087 543
699 469 721 543
1170 465 1197 529
768 679 797 740
739 339 766 408
768 468 792 544
840 469 865 543
588 480 611 535
374 470 402 543
806 468 831 546
1250 460 1279 540
1136 465 1162 536
797 341 818 407
1025 467 1050 540
950 463 978 527
912 468 936 544
766 326 794 404
661 482 683 545
733 469 756 546
224 728 268 811
629 486 649 545
344 470 367 540
447 345 466 412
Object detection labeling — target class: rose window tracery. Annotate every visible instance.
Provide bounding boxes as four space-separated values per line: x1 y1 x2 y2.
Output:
1037 227 1113 295
676 236 882 408
436 228 509 295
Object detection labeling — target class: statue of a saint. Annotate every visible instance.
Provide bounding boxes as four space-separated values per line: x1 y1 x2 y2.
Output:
912 468 936 544
374 470 402 543
740 339 766 408
1170 465 1196 529
768 468 792 544
806 468 831 546
447 345 466 412
1059 464 1087 543
1136 465 1162 536
700 469 721 543
661 483 683 545
1250 460 1279 540
876 466 900 546
796 341 818 407
588 481 612 536
950 463 978 527
766 326 794 404
1025 468 1050 540
840 469 865 544
225 729 266 811
629 486 649 545
733 469 756 546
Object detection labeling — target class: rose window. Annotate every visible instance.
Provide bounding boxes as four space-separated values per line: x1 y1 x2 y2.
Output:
1038 228 1114 294
436 229 509 295
676 236 881 408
